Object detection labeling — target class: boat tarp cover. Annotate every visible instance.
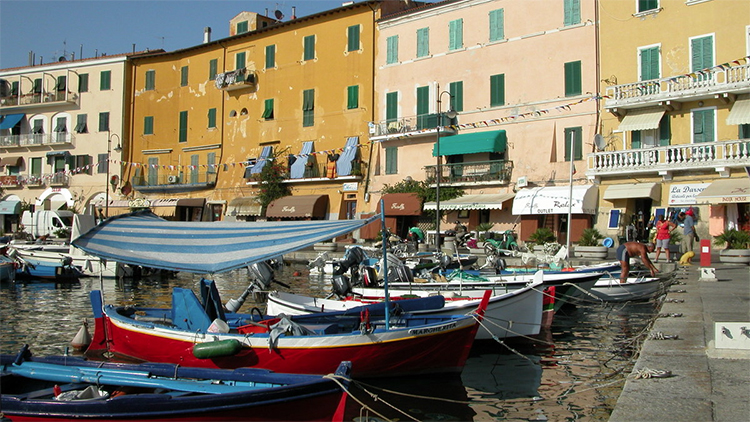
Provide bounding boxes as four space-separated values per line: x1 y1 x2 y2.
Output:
71 210 379 274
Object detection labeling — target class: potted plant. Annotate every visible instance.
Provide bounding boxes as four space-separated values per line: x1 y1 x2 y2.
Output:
648 229 682 260
714 229 750 264
475 222 495 245
574 228 608 259
528 227 556 252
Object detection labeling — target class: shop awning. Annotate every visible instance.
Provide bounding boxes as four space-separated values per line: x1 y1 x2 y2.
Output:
617 108 665 132
227 197 262 217
177 198 205 207
0 200 21 215
726 96 750 125
423 193 515 211
0 156 23 167
695 178 750 204
603 183 661 201
433 130 507 157
266 195 329 219
0 113 24 130
377 193 422 216
512 185 598 215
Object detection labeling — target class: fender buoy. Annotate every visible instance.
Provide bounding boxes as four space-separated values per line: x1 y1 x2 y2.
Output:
192 339 241 359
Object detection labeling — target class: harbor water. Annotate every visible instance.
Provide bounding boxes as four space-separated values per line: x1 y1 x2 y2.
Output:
0 263 663 421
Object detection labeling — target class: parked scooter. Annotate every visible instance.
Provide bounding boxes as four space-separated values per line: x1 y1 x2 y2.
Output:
483 229 519 256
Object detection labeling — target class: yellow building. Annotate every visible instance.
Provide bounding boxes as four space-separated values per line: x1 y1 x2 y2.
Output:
593 0 750 245
123 1 420 222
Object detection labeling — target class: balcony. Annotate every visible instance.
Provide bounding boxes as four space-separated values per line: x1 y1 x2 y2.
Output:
0 91 79 110
605 64 750 111
246 161 365 183
369 113 458 141
45 173 70 187
424 160 513 187
586 139 750 180
214 68 256 92
132 171 218 193
0 132 74 148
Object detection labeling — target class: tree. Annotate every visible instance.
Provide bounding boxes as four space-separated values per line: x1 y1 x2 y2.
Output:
254 149 292 217
381 178 463 223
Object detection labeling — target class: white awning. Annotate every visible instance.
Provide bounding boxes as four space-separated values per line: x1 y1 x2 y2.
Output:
227 197 262 216
695 179 750 204
617 108 665 132
423 193 515 211
511 185 598 215
603 183 661 201
726 96 750 125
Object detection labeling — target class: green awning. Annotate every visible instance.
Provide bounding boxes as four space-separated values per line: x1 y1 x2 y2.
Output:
432 130 507 156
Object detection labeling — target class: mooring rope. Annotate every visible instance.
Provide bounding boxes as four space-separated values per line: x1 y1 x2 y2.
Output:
324 374 400 422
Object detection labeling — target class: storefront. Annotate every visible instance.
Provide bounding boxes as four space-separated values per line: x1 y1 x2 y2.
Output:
376 193 422 239
226 197 262 221
266 195 329 220
511 185 597 242
695 178 750 234
603 182 661 242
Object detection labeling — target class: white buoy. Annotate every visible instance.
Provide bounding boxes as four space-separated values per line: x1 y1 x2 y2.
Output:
70 318 91 351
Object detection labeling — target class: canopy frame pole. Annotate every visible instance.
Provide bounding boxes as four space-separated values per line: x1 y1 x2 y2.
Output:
379 199 390 331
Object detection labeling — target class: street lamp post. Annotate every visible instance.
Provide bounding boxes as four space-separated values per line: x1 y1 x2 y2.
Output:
435 84 457 254
106 131 122 218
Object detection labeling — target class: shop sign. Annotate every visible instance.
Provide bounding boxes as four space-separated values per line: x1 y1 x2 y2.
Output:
668 183 710 205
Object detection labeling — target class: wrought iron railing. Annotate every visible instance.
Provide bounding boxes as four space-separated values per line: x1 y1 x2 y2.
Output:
0 133 74 148
369 113 458 138
132 171 218 187
424 160 513 185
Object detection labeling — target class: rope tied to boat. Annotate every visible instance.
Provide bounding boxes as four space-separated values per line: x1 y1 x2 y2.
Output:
324 374 401 422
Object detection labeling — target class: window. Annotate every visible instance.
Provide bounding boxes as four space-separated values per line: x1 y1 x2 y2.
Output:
564 0 581 26
448 81 463 112
76 155 92 175
179 111 188 143
608 210 621 229
100 70 111 90
208 108 217 129
147 157 159 185
190 154 199 184
489 9 504 42
347 25 360 52
32 78 41 93
691 35 714 82
235 52 246 70
449 19 463 51
386 35 399 65
262 99 274 120
78 74 89 92
303 35 316 61
416 86 429 129
144 116 154 135
347 85 359 110
386 92 398 122
632 114 670 148
564 127 583 161
207 152 217 174
180 66 189 87
11 81 19 96
32 119 44 134
98 112 109 132
638 0 658 13
55 76 66 91
740 124 750 139
31 157 42 177
74 114 88 133
209 59 218 80
97 153 108 174
265 45 276 69
564 60 582 96
303 89 314 127
145 70 155 90
490 74 505 107
236 20 248 34
385 146 398 174
416 27 430 58
54 117 66 132
639 46 660 81
692 108 715 143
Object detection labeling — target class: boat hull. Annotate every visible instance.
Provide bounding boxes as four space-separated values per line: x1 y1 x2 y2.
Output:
586 277 666 302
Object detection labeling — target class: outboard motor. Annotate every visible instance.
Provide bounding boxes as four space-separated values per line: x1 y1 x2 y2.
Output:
247 261 275 290
438 254 453 270
332 246 367 275
331 274 352 297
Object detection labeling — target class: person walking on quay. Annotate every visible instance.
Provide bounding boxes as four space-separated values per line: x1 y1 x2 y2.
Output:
679 209 697 254
654 214 676 262
617 241 658 284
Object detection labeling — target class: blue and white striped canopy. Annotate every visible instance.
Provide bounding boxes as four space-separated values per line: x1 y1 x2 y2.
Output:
72 211 379 274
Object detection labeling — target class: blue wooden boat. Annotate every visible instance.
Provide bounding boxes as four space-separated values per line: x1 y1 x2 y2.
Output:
1 344 351 421
12 254 84 281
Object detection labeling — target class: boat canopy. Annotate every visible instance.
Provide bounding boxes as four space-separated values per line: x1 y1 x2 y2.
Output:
71 210 379 274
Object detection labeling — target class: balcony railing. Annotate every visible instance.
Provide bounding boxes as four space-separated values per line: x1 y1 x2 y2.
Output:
425 160 513 186
0 91 79 108
45 173 70 187
214 68 256 91
0 132 74 148
132 172 218 189
369 113 458 139
245 161 365 182
605 64 750 109
587 139 750 178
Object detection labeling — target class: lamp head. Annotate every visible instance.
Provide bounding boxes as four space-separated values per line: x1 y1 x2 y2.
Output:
113 144 122 153
445 108 458 119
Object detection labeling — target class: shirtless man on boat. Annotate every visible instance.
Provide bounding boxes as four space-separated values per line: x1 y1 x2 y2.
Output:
617 241 658 284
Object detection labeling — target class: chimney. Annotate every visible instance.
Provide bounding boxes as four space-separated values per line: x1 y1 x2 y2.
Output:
203 27 212 44
291 7 296 19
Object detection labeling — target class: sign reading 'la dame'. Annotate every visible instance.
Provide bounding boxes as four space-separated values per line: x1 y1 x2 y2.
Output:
668 183 710 205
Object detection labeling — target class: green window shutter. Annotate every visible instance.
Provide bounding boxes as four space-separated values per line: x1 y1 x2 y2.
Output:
179 110 188 143
640 47 660 80
145 70 155 90
417 28 430 57
144 116 154 135
385 146 398 174
265 45 275 69
347 25 360 52
564 61 582 96
564 127 583 160
448 81 463 112
98 112 109 132
209 59 218 80
449 19 463 51
100 70 111 90
237 21 248 34
638 0 658 13
180 66 189 86
347 85 359 109
386 92 398 121
693 109 715 143
236 52 246 70
304 35 316 61
207 152 216 174
75 114 88 133
78 74 89 92
659 114 671 146
631 131 642 149
416 86 429 116
147 157 158 185
262 98 274 119
303 89 314 127
739 124 750 139
31 157 42 176
11 81 19 96
386 36 398 65
489 9 504 42
56 75 66 91
564 0 581 26
490 74 505 107
208 108 217 128
691 36 713 72
190 154 199 183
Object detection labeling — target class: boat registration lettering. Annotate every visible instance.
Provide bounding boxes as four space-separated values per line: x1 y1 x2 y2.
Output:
409 321 457 335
